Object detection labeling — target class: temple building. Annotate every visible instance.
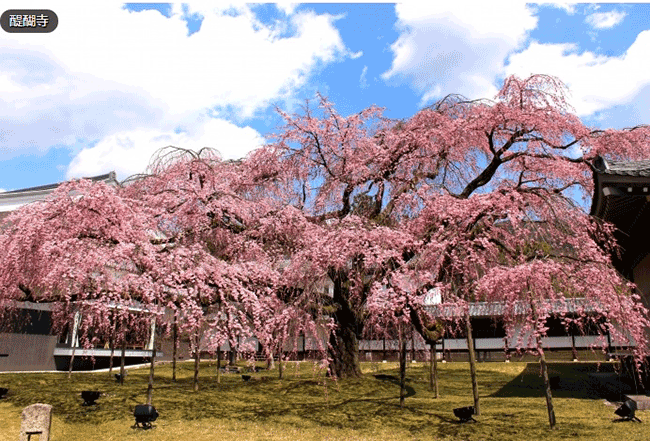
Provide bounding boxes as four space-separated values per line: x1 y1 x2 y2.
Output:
0 172 164 371
591 155 650 307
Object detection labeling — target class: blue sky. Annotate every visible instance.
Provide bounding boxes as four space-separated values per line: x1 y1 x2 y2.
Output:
2 2 650 193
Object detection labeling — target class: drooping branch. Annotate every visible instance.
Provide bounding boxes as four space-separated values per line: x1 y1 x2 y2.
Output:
458 130 527 198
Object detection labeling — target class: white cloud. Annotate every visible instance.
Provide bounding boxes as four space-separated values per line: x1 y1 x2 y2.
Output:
505 31 650 120
275 2 298 16
586 10 626 30
350 50 363 59
382 4 538 105
66 118 265 181
584 84 650 129
0 2 349 174
545 2 578 15
359 66 368 89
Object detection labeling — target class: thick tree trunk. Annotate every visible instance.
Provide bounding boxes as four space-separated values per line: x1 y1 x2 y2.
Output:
327 270 363 378
172 315 178 382
430 341 439 398
466 314 480 415
399 329 407 408
328 321 362 378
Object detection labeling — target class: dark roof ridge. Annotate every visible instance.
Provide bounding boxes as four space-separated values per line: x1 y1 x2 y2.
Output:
594 155 650 177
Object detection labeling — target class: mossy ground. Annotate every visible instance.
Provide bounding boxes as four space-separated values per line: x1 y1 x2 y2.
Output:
0 360 644 440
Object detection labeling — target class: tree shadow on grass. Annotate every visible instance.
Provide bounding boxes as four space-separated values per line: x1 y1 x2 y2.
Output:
271 396 450 433
490 362 626 400
372 374 416 399
178 372 426 432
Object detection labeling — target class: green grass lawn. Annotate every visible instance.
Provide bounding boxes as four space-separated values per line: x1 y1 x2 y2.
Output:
0 360 645 440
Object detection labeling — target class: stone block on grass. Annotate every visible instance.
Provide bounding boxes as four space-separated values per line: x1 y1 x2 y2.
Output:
20 403 52 441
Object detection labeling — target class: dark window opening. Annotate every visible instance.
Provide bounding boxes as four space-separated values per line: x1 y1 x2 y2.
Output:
12 309 54 335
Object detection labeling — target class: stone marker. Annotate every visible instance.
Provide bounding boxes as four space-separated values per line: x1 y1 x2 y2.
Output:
20 403 52 441
624 395 650 411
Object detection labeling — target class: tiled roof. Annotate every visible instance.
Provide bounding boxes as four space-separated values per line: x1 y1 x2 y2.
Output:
425 297 600 318
0 172 118 195
593 156 650 177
